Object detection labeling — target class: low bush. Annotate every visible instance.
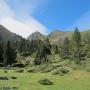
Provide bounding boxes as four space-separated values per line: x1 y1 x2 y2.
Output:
60 67 69 74
11 76 17 80
13 63 25 68
51 67 70 76
87 52 90 58
0 63 4 67
86 67 90 72
4 70 8 73
38 79 53 85
41 64 59 73
15 68 24 73
27 64 47 73
41 67 53 73
27 67 36 73
0 77 9 80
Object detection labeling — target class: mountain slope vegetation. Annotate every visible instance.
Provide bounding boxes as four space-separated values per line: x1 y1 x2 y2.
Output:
0 25 90 90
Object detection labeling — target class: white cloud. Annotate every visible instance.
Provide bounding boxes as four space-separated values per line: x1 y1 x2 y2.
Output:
1 17 47 38
0 0 14 18
6 0 49 16
0 0 48 38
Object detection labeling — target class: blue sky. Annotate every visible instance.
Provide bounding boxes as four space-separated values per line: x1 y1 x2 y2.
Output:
0 0 90 37
32 0 90 31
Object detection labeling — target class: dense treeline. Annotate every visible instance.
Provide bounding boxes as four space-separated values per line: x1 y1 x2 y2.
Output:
0 41 17 66
0 27 90 67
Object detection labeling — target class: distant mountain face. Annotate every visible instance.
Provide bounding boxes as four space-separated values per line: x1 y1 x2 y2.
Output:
48 30 72 44
28 31 46 41
0 24 22 42
1 24 90 45
27 30 73 44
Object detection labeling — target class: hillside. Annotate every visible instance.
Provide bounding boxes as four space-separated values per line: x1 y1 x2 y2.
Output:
27 29 90 45
0 25 90 90
0 24 22 42
28 31 46 41
48 30 73 44
1 24 90 44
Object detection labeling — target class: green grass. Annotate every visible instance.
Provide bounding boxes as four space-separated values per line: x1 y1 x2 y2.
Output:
0 69 90 90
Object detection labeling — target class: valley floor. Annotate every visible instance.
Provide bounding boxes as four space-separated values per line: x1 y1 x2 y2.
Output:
0 69 90 90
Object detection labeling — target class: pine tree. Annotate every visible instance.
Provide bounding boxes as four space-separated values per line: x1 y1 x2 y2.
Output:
44 38 51 54
34 39 51 65
6 41 17 66
0 42 4 63
84 32 90 49
61 37 70 59
83 32 90 58
18 38 26 55
34 44 46 65
52 44 59 54
73 27 82 64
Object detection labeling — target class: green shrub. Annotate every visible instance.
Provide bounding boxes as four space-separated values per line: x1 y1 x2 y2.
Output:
51 67 70 76
37 64 47 72
27 64 47 73
87 52 90 58
41 64 59 73
11 76 17 80
27 67 36 73
86 67 90 72
0 63 4 67
11 67 18 70
52 69 64 76
38 79 53 85
60 67 69 74
4 70 8 73
15 68 24 73
41 67 53 73
13 63 25 68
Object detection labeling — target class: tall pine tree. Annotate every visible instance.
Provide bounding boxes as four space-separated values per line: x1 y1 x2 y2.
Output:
6 41 17 66
61 37 70 59
0 42 4 63
73 27 82 64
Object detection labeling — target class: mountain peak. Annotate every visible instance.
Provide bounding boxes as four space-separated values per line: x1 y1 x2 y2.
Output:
32 31 43 35
48 30 72 44
28 31 45 41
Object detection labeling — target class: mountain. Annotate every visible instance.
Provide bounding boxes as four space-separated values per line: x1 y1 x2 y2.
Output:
28 30 74 44
48 30 72 44
28 31 46 41
0 24 22 42
1 24 90 45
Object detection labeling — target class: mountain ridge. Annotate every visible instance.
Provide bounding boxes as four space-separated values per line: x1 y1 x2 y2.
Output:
0 24 90 44
0 24 22 42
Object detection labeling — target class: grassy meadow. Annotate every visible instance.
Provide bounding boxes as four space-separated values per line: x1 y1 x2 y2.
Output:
0 69 90 90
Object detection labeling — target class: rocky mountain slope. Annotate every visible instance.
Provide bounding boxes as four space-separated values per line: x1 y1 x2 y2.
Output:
0 24 22 42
